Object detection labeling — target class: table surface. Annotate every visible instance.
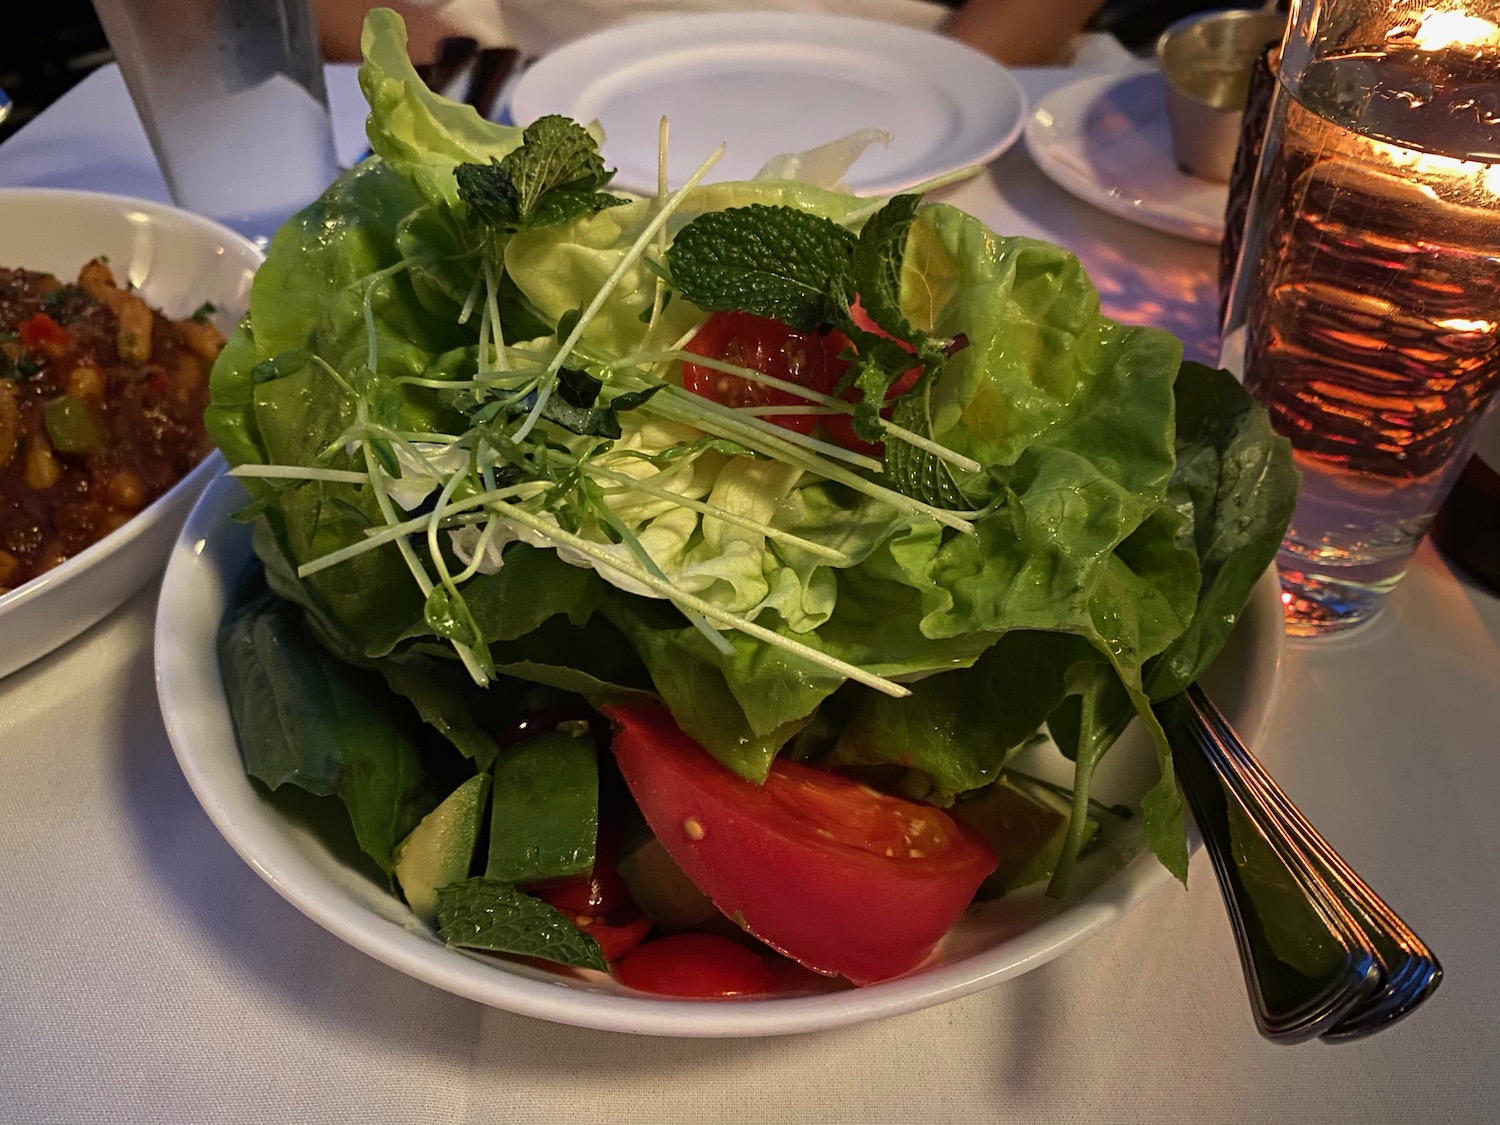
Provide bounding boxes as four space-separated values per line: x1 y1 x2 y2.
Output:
2 60 1497 1125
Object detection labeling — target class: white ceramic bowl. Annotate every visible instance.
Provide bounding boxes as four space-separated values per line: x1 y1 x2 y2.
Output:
0 188 262 679
156 469 1285 1037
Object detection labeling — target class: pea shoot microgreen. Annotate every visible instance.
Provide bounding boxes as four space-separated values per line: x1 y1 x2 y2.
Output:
229 115 984 694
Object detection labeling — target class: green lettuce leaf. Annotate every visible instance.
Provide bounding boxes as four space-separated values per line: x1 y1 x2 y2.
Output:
208 12 1300 899
1146 362 1299 700
358 7 524 211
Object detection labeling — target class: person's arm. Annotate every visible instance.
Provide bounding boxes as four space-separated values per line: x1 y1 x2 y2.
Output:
314 0 469 62
942 0 1108 66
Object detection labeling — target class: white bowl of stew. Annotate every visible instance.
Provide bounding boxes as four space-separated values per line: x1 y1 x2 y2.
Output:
0 188 262 679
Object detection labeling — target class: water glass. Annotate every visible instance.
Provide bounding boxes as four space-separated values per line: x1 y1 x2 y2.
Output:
92 0 342 244
1221 0 1500 635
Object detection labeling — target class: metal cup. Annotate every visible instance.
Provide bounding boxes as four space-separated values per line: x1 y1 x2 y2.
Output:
92 0 342 244
1156 8 1288 183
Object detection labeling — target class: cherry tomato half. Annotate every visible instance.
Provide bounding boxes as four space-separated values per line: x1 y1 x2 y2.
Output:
614 933 778 998
681 308 922 456
680 311 846 436
603 702 997 985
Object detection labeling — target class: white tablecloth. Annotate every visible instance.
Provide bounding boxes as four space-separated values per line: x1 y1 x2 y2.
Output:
1 62 1497 1125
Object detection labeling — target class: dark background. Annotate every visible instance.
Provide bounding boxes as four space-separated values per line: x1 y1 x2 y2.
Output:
0 0 1211 145
0 2 113 144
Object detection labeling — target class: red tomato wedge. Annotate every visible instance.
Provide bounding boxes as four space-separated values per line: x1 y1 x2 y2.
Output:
680 310 845 436
819 301 922 457
560 903 653 963
18 311 69 352
602 701 997 985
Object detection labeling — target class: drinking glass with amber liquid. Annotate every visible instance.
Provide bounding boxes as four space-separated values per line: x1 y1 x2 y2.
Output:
1221 0 1500 635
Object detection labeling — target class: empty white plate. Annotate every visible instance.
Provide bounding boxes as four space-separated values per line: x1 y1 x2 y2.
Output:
1025 70 1228 243
509 11 1027 196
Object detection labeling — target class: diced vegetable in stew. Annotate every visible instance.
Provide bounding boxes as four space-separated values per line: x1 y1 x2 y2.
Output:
0 261 222 593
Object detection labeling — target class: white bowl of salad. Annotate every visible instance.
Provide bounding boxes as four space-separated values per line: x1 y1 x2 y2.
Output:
155 11 1296 1036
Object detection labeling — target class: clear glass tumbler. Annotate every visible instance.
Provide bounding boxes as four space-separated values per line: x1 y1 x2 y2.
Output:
1220 0 1500 635
92 0 342 244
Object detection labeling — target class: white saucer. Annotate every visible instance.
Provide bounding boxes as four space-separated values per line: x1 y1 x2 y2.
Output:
508 11 1027 196
1024 70 1228 243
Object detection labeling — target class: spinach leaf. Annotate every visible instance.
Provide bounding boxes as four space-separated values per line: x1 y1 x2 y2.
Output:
1145 363 1299 700
216 572 442 874
380 657 505 771
829 630 1096 801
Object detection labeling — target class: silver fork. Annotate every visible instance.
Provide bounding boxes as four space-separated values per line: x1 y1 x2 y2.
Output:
1155 684 1443 1043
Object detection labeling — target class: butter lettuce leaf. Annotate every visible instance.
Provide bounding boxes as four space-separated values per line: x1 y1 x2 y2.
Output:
208 10 1299 897
358 8 524 211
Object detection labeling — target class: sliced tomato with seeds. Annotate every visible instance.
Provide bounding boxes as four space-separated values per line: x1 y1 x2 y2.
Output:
603 701 997 985
680 311 845 435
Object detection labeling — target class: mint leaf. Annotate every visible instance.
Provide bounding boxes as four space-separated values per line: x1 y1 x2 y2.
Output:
507 369 662 439
557 366 602 407
839 196 953 443
851 194 921 342
883 390 967 508
456 116 624 233
841 335 923 443
541 396 622 439
666 204 856 330
437 877 608 971
503 115 613 213
455 160 520 226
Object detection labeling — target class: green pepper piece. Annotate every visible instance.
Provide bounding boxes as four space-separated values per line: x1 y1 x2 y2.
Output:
43 395 109 454
487 728 598 884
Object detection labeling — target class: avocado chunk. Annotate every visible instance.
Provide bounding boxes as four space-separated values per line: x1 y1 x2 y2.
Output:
617 831 721 933
951 775 1098 898
487 729 598 884
394 773 491 925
